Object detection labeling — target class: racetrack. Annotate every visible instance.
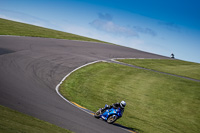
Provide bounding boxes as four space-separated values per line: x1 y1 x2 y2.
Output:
0 36 169 133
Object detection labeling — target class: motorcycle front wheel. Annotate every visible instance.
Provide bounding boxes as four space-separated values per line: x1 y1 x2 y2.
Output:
107 115 118 124
94 110 101 118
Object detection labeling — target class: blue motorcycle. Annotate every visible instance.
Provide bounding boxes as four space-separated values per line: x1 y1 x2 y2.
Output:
94 104 123 124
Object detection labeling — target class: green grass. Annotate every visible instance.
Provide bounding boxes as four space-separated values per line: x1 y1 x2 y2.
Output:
60 62 200 133
0 18 108 43
117 59 200 80
0 105 73 133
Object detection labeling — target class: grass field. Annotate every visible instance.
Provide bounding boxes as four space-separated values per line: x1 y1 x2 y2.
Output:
117 59 200 80
0 18 107 43
60 61 200 133
0 105 73 133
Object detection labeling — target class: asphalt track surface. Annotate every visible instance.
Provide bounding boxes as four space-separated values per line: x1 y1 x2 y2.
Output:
0 36 169 133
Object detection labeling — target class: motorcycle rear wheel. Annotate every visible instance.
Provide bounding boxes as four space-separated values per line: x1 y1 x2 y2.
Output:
107 115 118 124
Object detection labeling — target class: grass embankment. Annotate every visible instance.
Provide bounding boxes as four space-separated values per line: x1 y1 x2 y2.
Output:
0 18 107 43
117 59 200 80
0 105 73 133
60 61 200 133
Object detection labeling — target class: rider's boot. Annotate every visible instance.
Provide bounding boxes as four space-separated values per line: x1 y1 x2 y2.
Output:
100 107 107 114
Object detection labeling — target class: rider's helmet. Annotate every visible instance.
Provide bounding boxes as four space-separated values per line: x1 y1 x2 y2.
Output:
120 101 126 108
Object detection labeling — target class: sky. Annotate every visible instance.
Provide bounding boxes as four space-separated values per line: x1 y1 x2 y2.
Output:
0 0 200 63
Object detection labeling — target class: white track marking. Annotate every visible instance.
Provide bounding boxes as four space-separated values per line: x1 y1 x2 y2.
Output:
55 60 103 115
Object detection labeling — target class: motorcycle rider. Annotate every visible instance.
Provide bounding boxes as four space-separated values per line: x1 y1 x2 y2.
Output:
100 101 126 114
171 53 175 58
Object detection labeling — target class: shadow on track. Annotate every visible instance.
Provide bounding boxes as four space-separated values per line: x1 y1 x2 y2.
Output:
113 123 143 133
0 48 15 55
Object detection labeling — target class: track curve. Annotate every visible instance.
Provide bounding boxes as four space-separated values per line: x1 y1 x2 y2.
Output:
0 36 169 133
